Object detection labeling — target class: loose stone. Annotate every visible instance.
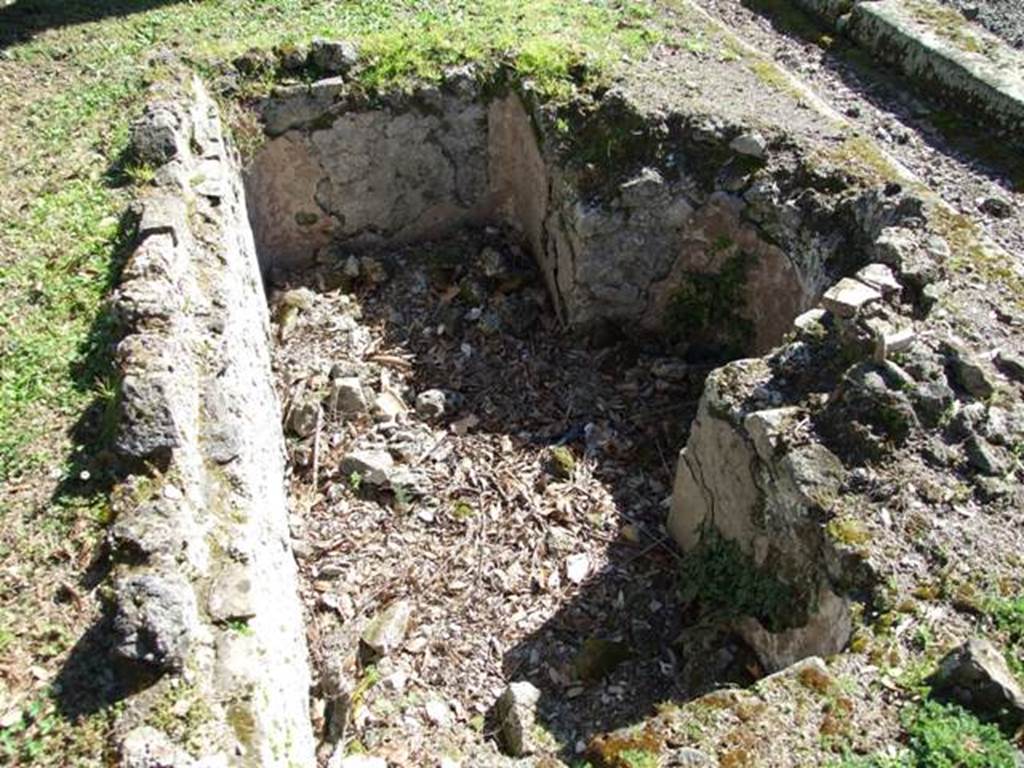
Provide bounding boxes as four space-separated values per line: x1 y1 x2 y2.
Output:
361 599 413 658
479 246 507 279
496 681 542 756
929 638 1024 731
978 195 1012 219
288 399 321 438
729 131 768 158
994 349 1024 383
327 377 369 415
792 307 828 335
310 38 359 75
965 435 1011 477
415 389 447 419
822 278 882 318
339 449 394 487
280 287 316 311
946 343 996 399
855 263 902 295
274 42 308 72
112 571 196 673
424 699 454 727
566 553 590 584
373 390 407 420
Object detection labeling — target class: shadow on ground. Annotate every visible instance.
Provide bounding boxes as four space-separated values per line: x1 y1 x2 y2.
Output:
290 226 761 759
0 0 180 50
48 153 145 723
740 0 1024 190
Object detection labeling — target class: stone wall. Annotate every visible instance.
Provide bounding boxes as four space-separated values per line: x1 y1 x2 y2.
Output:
109 74 314 766
792 0 1024 137
245 80 856 355
667 175 1017 671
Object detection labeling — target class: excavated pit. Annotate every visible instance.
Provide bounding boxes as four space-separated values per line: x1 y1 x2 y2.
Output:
267 226 746 763
245 87 825 352
107 24 1024 764
243 86 855 762
109 62 975 766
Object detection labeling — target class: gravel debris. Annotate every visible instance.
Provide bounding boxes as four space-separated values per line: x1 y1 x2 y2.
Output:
934 0 1024 48
698 0 1023 261
271 227 714 764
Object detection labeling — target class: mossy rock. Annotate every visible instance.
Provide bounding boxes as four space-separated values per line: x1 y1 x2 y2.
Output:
587 727 664 768
546 445 576 479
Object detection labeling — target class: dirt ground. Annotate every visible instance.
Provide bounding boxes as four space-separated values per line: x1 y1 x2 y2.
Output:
268 226 759 764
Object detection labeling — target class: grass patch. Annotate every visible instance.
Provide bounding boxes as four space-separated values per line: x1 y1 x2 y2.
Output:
834 699 1019 768
904 699 1017 767
0 1 668 765
678 529 803 631
986 594 1024 677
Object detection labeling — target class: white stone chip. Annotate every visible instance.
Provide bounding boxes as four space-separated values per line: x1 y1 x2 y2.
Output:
424 699 454 727
565 553 590 584
856 262 902 295
339 449 394 486
793 307 827 332
328 752 387 768
822 277 882 318
361 599 413 657
729 131 768 158
373 390 407 419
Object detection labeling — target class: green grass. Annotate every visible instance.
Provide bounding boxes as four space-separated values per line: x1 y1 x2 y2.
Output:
618 749 660 768
0 0 661 484
0 100 132 480
0 2 668 765
986 594 1024 677
904 700 1018 768
678 529 802 632
834 700 1019 768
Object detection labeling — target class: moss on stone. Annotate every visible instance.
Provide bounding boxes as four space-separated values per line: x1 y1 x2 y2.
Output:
903 0 989 57
587 727 664 768
557 95 668 194
294 210 319 227
547 445 576 479
817 134 904 188
225 700 257 756
664 249 755 359
928 204 1024 307
144 682 216 757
